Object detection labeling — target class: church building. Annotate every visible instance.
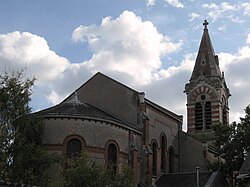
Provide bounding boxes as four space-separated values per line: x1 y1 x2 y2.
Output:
38 20 230 187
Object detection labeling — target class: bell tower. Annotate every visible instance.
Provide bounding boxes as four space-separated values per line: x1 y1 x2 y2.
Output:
184 20 231 142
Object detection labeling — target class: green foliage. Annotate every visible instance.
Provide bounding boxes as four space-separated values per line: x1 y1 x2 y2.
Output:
0 68 59 185
210 105 250 176
64 152 134 187
0 68 35 180
11 116 60 186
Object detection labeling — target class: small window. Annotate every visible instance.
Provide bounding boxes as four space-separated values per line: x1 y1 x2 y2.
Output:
66 139 82 158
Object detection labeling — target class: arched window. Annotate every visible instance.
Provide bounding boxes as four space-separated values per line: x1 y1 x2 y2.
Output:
108 143 117 174
161 135 166 171
195 102 203 130
169 147 174 173
152 142 157 176
205 101 212 129
66 139 82 158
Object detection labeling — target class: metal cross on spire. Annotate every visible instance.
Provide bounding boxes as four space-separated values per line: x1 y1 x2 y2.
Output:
203 19 209 30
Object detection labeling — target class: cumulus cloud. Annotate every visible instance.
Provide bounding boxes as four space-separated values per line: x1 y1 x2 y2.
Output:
0 31 70 83
165 0 184 8
217 35 250 123
72 10 182 85
146 0 156 6
246 33 250 44
201 1 250 24
242 2 250 16
0 31 73 108
188 12 200 22
144 0 183 8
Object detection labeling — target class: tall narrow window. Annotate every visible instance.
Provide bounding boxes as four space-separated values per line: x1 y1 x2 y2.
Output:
108 143 117 174
66 139 82 158
205 101 212 129
161 135 166 171
169 147 174 173
152 142 157 176
223 107 228 124
195 102 203 130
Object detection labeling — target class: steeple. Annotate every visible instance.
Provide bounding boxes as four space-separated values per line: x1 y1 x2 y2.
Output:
190 20 221 81
184 20 230 143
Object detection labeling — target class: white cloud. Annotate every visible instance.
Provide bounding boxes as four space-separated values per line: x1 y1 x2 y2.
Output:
246 33 250 44
242 3 250 16
0 31 73 108
231 16 245 24
165 0 184 8
72 10 182 85
188 12 200 22
0 31 70 83
217 44 250 124
146 0 156 6
202 2 240 21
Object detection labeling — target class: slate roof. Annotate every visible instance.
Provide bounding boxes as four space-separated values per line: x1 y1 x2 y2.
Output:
155 172 212 187
155 171 229 187
190 20 222 81
38 93 141 133
239 154 250 175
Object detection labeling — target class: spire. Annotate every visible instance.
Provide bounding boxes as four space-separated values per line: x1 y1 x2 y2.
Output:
190 20 221 81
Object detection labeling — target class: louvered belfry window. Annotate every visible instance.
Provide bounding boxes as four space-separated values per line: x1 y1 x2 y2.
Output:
195 102 203 130
205 101 212 129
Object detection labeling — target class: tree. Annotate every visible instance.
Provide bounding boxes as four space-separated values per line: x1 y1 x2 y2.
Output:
211 105 250 177
64 152 134 187
0 68 59 185
0 68 35 180
11 115 60 186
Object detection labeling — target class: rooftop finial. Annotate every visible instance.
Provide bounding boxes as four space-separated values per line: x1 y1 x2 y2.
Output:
203 19 209 30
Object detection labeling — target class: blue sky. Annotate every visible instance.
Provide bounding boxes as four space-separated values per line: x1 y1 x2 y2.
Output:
1 0 250 130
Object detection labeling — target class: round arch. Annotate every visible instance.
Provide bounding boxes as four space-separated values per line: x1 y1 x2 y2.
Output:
63 134 86 157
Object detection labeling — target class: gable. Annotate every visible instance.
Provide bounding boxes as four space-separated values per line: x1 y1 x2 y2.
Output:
70 72 140 126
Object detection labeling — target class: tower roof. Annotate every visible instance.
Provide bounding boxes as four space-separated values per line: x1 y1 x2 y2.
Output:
190 20 221 81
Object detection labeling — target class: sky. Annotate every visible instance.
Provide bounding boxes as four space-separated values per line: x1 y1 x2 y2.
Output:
1 0 250 131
